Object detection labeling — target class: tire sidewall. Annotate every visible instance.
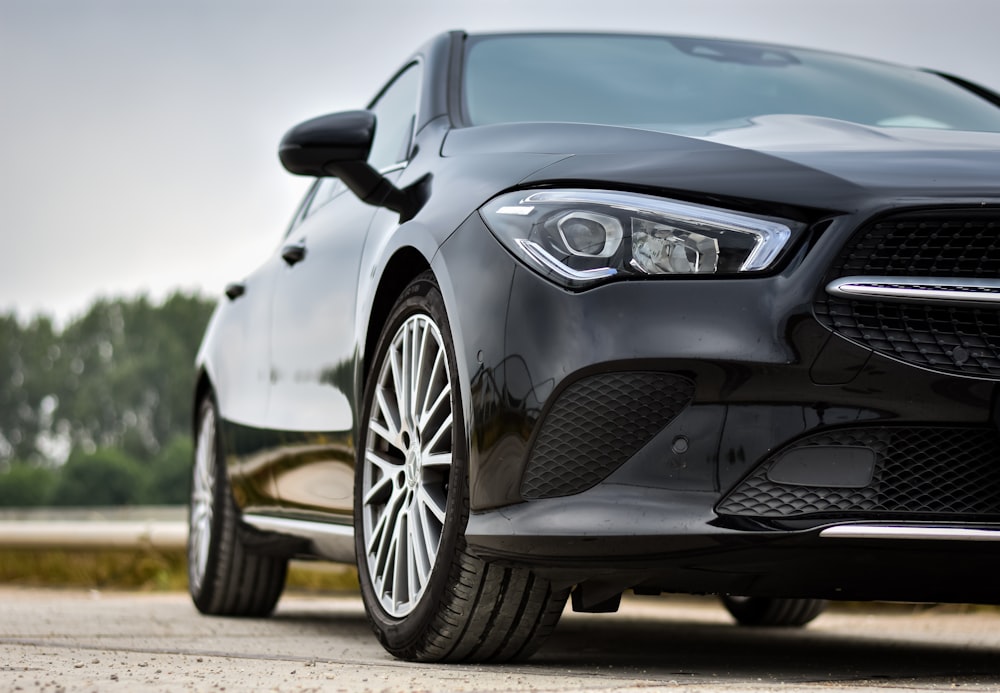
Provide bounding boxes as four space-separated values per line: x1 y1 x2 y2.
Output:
354 274 469 652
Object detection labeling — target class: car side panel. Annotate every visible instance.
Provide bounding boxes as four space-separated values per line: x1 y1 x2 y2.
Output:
262 186 378 518
195 255 283 511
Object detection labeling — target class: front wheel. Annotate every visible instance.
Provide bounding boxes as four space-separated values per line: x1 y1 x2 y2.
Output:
721 595 827 627
355 272 567 662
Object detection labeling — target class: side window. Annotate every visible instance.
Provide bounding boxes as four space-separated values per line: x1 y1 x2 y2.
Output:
304 177 344 218
367 63 421 171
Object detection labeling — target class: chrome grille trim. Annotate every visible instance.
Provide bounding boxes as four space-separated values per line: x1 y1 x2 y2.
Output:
820 525 1000 541
827 276 1000 305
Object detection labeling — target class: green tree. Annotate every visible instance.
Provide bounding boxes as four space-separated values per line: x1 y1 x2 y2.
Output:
51 447 148 507
56 292 215 459
0 292 215 467
0 313 61 462
0 291 214 506
0 461 58 506
142 435 193 505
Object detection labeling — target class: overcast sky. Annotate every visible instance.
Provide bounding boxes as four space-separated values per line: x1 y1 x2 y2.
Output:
2 0 999 323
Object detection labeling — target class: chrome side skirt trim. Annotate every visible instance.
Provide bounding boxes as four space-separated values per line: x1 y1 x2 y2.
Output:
243 514 356 563
826 276 1000 305
820 525 1000 542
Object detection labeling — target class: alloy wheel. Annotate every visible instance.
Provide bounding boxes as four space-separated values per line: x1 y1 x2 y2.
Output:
188 406 216 593
361 313 454 618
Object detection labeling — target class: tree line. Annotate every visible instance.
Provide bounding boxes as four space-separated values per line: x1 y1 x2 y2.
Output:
0 292 216 506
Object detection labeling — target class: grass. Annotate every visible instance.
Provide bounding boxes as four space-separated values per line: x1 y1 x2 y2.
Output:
3 548 995 616
0 548 360 593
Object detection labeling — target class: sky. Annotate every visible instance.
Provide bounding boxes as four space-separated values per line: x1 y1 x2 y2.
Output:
2 0 999 324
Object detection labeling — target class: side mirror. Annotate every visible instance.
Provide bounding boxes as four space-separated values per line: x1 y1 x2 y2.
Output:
278 111 375 176
279 111 417 219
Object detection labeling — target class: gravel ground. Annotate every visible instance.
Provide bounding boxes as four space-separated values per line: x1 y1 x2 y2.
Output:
1 588 999 692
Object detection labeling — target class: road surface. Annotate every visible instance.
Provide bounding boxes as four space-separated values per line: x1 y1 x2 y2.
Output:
2 588 999 691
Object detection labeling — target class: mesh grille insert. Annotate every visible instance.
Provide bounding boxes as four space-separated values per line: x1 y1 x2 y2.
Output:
815 209 1000 377
717 426 1000 519
520 372 694 500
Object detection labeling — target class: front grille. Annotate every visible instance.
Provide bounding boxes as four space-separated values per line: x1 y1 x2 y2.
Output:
815 209 1000 377
717 426 1000 519
827 210 1000 278
520 372 694 500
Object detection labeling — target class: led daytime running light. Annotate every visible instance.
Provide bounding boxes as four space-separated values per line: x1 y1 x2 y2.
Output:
519 189 790 272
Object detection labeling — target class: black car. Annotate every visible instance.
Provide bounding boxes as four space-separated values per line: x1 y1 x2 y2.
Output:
188 31 1000 662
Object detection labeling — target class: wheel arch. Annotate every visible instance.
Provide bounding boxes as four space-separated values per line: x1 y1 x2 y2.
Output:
363 246 433 382
192 368 214 436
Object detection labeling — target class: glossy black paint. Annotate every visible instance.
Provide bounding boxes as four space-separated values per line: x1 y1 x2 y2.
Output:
196 30 1000 604
445 215 994 511
278 110 376 175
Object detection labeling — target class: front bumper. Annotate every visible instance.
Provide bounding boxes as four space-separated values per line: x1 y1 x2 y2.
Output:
438 207 1000 603
465 483 1000 603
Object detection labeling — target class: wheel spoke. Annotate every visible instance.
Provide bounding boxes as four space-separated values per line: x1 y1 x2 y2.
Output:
392 511 409 607
409 495 431 582
368 419 396 449
421 452 452 469
420 507 438 563
190 501 211 523
363 450 398 505
378 527 398 599
195 460 211 489
368 513 392 574
388 342 407 434
412 327 433 422
422 412 453 456
191 487 212 504
374 385 402 445
417 352 445 428
417 484 447 524
402 321 416 428
368 481 406 563
406 511 419 603
408 323 423 424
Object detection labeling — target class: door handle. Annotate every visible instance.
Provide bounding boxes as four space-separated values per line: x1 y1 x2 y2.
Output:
281 242 307 266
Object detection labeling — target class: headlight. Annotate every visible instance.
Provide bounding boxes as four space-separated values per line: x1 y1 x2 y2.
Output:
481 189 797 288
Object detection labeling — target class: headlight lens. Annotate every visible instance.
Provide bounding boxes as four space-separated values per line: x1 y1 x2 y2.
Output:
481 189 797 288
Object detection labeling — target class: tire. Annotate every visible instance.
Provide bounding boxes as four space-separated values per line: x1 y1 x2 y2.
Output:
188 396 287 616
721 595 827 627
355 272 567 662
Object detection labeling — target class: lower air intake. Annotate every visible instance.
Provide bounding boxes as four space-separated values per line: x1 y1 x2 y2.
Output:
717 426 1000 519
520 372 695 500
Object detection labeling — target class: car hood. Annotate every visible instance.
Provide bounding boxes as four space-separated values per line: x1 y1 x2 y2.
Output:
442 116 1000 211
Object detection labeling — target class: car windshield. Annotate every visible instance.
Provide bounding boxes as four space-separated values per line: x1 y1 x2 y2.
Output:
463 34 1000 134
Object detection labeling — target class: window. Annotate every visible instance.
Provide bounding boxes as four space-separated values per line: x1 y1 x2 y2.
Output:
367 63 421 171
304 177 344 218
463 35 1000 134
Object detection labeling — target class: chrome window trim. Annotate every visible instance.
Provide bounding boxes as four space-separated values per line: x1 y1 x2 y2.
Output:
378 162 408 175
366 59 423 170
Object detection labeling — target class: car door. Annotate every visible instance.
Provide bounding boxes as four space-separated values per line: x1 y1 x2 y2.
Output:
265 63 422 520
